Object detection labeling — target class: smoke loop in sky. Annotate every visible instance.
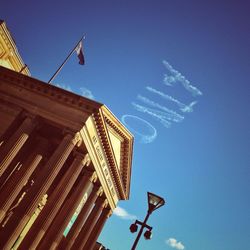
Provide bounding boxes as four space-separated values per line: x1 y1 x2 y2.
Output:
121 115 157 143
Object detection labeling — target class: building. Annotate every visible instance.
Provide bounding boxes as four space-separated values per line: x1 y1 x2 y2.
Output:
0 20 133 249
0 20 30 75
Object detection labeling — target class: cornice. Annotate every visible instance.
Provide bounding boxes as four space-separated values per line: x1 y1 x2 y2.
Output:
102 112 133 199
92 106 134 200
92 111 125 200
0 66 102 115
0 21 30 76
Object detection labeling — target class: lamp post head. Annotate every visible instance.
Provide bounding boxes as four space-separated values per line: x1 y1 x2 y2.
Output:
144 230 152 240
130 223 138 233
147 192 165 213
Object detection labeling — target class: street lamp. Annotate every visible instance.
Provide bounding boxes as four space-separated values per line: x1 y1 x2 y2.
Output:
130 192 165 250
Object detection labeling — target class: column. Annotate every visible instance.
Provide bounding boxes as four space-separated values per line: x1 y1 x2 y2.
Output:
18 152 90 250
0 138 47 223
37 170 98 250
71 196 107 250
0 114 36 177
83 207 112 250
62 185 103 250
0 131 81 250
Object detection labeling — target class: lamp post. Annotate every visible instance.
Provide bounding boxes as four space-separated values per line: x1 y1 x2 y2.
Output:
130 192 165 250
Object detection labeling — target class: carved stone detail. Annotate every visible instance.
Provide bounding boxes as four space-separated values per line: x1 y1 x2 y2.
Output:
82 153 91 167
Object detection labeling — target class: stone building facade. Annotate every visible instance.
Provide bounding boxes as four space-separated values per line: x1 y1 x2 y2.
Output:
0 20 133 249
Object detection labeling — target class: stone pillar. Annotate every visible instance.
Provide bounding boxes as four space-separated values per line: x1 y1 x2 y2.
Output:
18 152 90 250
0 131 81 250
0 114 36 177
71 196 107 250
83 207 112 250
0 138 47 223
37 169 98 250
63 185 103 250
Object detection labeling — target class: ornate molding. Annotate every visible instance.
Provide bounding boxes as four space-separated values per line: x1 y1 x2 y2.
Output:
91 106 133 200
92 112 125 200
82 153 91 167
0 67 101 115
0 21 30 75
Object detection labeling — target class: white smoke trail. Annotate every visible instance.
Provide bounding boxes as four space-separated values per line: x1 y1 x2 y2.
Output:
132 102 172 128
137 95 184 121
180 101 197 113
121 115 157 144
146 86 197 113
162 60 202 96
146 86 185 108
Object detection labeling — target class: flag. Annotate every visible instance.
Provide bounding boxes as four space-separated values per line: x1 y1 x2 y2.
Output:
75 40 85 65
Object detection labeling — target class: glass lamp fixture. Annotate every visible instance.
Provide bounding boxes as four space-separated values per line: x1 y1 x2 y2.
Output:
147 192 165 213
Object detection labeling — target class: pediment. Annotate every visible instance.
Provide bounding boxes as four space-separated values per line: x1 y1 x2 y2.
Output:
107 126 123 170
92 105 133 200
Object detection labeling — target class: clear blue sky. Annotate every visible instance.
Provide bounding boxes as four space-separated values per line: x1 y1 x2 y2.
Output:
2 1 250 249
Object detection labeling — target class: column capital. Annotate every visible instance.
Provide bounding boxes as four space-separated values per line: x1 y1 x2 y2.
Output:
82 169 97 183
72 152 91 167
96 186 103 197
102 206 112 218
103 199 109 208
72 132 82 147
107 209 113 218
82 153 91 167
72 150 85 160
62 129 82 147
95 195 106 207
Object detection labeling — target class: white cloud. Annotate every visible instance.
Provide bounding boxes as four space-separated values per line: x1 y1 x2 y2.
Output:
55 83 72 92
166 238 185 250
113 206 137 220
79 87 95 100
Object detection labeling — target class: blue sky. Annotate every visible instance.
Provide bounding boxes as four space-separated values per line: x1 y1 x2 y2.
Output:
2 1 250 249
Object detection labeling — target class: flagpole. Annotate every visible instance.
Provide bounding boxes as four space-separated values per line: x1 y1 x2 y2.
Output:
48 35 85 84
19 64 28 73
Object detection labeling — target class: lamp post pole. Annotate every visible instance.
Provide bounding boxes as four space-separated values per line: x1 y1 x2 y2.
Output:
131 211 151 250
130 192 165 250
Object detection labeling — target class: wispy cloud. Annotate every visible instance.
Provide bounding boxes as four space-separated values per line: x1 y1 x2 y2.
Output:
55 83 72 92
79 87 95 100
55 84 95 100
166 238 185 250
121 114 157 144
162 60 202 96
113 206 136 220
